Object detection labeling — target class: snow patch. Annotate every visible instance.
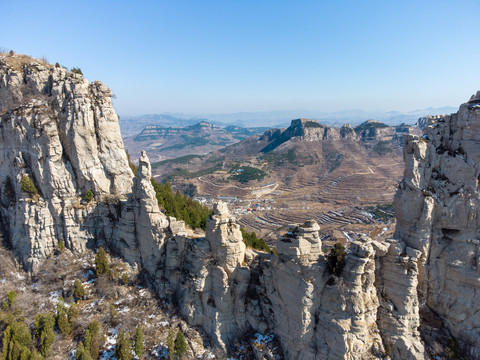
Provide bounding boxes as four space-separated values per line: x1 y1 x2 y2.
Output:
11 272 25 280
342 231 352 242
49 290 61 303
151 344 168 358
117 306 130 314
254 332 274 344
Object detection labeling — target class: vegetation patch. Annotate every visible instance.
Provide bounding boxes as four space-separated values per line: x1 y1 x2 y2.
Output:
372 140 393 156
260 148 297 167
354 121 389 132
0 241 203 360
230 166 267 183
241 229 272 253
303 120 324 128
165 162 224 182
126 150 138 175
327 243 347 276
85 190 94 203
151 179 211 229
340 126 354 135
20 175 38 196
160 136 209 151
354 121 389 133
446 338 460 360
152 154 204 168
324 152 343 172
205 156 225 164
363 203 394 223
70 67 83 75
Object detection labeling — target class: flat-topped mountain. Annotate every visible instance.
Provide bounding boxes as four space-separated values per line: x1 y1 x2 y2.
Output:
259 118 418 153
136 121 222 140
152 117 420 181
124 121 268 161
151 118 420 242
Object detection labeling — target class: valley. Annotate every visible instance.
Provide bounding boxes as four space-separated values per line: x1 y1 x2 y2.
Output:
123 121 269 162
135 118 421 246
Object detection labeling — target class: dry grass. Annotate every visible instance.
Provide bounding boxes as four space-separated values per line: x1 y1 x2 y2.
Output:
0 243 211 359
0 52 52 72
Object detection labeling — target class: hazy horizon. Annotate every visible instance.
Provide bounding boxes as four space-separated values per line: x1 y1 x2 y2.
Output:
119 104 459 119
3 0 480 116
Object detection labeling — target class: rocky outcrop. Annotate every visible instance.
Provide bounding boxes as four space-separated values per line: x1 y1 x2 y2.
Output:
392 91 480 359
148 201 250 349
0 54 132 270
152 216 391 359
261 223 386 359
260 118 420 153
354 120 421 144
415 115 446 131
3 54 479 359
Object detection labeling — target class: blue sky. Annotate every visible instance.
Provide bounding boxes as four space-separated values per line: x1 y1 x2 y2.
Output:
2 0 480 116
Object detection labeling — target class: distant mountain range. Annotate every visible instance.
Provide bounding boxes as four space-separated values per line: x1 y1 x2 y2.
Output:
118 106 457 138
123 121 269 162
149 118 421 186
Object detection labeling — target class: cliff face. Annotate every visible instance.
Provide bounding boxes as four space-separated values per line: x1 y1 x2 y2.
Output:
260 118 420 153
393 91 480 359
0 54 133 270
1 53 479 359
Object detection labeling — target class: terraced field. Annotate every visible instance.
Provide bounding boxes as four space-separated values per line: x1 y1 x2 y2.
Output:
150 121 414 247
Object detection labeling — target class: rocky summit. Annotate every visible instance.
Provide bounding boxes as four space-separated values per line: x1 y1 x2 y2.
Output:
0 53 479 359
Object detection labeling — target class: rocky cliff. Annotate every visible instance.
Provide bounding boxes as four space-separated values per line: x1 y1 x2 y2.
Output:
0 54 133 271
1 53 479 359
260 118 420 153
392 91 480 359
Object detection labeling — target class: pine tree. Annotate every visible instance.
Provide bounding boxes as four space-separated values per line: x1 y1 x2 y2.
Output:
40 326 55 357
76 341 93 360
7 290 17 307
85 320 101 359
166 329 175 359
327 243 347 276
121 331 133 360
114 330 124 359
174 330 187 358
115 330 132 360
67 302 79 324
94 247 110 277
85 190 94 203
134 324 144 358
30 349 42 360
20 175 38 195
57 240 65 253
56 297 71 336
57 310 72 336
74 278 86 300
84 329 93 353
33 311 55 357
2 322 33 360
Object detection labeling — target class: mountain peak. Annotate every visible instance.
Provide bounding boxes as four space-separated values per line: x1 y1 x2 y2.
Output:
187 121 219 130
291 118 324 129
